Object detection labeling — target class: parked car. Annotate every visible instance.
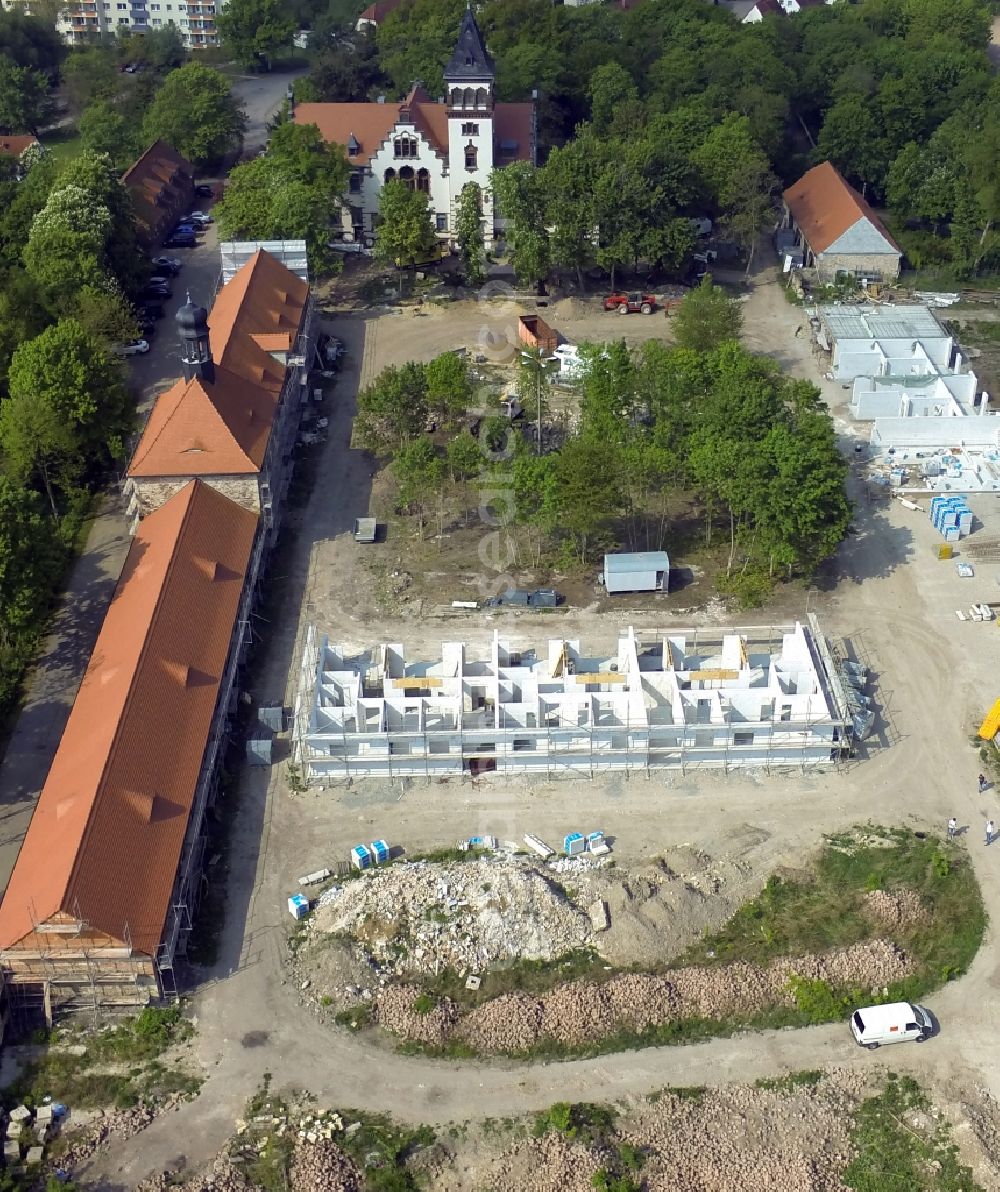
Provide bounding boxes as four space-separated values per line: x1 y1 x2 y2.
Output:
194 184 215 198
150 256 181 274
164 231 196 248
142 284 172 301
851 1003 932 1049
603 291 657 314
138 319 157 338
138 302 164 320
182 211 213 226
172 221 197 235
113 338 150 357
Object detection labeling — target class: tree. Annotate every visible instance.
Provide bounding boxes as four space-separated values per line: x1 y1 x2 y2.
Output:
425 351 471 426
23 179 111 300
454 182 485 286
0 56 53 135
217 0 296 67
214 122 349 272
0 384 82 518
446 430 481 481
6 321 131 483
393 435 444 536
491 162 549 285
0 272 48 383
542 140 596 288
553 437 621 562
0 477 64 651
373 180 437 268
0 10 64 75
143 63 246 165
79 101 137 165
673 276 743 353
142 26 185 71
73 284 139 346
61 47 118 113
354 362 428 453
587 62 640 137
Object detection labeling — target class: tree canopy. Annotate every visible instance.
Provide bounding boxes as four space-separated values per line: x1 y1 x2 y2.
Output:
143 63 246 166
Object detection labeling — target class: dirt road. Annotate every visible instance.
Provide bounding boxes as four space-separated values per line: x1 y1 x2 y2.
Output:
84 265 1000 1184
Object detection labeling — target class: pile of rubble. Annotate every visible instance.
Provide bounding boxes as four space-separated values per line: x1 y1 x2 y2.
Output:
46 1103 157 1173
375 939 914 1054
862 888 927 929
310 857 591 978
137 1154 255 1192
290 1139 363 1192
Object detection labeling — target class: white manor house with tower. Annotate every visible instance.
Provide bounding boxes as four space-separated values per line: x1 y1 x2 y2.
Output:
293 6 535 248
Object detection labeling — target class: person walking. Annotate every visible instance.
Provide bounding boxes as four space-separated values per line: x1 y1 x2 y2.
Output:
979 773 989 794
987 819 995 846
948 817 957 838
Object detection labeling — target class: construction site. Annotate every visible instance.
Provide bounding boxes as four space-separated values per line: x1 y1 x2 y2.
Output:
292 618 869 781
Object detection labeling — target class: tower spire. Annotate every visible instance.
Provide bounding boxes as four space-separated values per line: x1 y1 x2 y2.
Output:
444 5 494 82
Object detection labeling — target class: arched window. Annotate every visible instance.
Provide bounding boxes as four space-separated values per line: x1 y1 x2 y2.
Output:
416 168 430 193
399 165 415 191
462 87 474 108
475 87 488 108
384 167 396 183
464 143 477 171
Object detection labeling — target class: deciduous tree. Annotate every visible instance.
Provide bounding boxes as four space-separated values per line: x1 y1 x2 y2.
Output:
454 182 485 286
673 276 743 353
217 0 296 66
373 180 438 268
143 63 246 165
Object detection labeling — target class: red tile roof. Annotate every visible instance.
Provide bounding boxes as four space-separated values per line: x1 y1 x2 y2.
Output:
0 481 257 957
293 100 533 167
128 370 277 477
0 136 39 157
127 250 308 480
357 0 404 23
121 140 194 242
783 161 901 256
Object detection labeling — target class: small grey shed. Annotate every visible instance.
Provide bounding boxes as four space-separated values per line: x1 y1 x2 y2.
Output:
603 551 670 595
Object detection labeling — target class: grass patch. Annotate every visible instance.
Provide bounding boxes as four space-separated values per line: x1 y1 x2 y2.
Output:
6 1006 197 1110
43 124 83 165
683 825 984 993
332 1109 435 1190
417 948 606 1007
843 1074 982 1191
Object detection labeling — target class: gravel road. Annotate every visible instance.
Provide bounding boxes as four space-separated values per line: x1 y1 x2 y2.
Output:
82 260 1000 1184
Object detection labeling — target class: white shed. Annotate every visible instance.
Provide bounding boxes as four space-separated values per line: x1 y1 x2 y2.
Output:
603 551 670 595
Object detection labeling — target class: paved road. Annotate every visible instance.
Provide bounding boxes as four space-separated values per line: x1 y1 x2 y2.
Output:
0 226 223 895
230 67 308 156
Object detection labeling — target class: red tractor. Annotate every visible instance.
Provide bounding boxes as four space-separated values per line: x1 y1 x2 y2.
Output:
603 291 657 314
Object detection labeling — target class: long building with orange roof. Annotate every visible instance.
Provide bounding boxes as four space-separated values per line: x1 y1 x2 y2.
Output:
0 248 315 1019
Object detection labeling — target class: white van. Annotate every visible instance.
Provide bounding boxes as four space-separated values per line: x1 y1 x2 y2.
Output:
850 1002 932 1049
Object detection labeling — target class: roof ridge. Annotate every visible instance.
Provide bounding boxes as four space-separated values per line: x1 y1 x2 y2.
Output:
64 481 203 914
132 375 259 475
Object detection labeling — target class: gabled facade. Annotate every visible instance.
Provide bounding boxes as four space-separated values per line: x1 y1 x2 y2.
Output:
782 161 902 282
293 8 534 248
125 249 314 538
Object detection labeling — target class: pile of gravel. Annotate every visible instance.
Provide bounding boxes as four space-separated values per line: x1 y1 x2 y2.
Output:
376 940 913 1054
486 1131 603 1192
862 888 927 929
136 1155 255 1192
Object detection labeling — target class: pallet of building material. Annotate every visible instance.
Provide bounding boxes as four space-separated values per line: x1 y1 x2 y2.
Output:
523 833 555 860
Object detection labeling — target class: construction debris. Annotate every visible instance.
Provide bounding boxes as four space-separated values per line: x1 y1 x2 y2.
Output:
310 857 591 978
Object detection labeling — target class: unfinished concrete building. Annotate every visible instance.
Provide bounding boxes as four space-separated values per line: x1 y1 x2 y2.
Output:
294 620 853 780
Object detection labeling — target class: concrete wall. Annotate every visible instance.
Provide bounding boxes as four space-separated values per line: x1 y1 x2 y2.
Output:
815 250 901 282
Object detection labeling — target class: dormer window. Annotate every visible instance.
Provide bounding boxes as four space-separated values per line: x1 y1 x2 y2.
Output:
347 133 360 157
464 143 477 170
394 135 417 159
